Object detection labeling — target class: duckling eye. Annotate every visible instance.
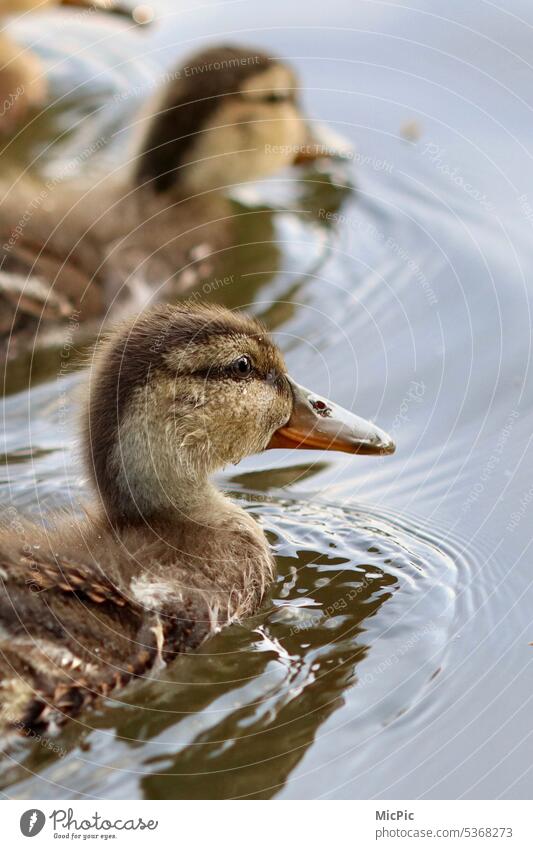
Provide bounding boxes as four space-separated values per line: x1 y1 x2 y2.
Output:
231 355 253 379
263 92 289 104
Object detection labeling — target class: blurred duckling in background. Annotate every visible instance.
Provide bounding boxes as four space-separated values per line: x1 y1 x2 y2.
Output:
0 302 394 733
0 0 151 135
0 44 336 351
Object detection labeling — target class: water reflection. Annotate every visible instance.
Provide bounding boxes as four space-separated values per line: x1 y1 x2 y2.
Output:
2 0 533 801
1 499 455 799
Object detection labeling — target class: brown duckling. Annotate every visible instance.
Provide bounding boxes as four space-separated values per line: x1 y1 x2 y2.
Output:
0 45 332 350
0 302 394 734
0 0 147 135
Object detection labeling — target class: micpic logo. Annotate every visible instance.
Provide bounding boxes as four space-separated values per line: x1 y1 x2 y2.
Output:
20 809 46 837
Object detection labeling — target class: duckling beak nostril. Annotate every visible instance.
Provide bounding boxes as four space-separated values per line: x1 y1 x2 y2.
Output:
267 377 396 456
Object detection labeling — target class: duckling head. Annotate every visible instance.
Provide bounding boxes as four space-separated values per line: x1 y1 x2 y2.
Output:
134 45 324 195
84 304 394 526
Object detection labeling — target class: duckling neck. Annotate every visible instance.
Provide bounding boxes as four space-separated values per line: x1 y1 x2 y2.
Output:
164 478 233 525
101 469 241 533
100 474 274 597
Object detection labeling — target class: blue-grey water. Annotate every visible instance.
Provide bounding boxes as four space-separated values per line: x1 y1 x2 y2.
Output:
1 0 533 799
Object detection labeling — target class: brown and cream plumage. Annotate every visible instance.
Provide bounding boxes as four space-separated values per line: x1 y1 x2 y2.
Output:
0 302 394 735
0 44 330 351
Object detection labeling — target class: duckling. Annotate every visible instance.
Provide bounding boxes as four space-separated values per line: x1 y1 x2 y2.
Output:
0 0 146 135
0 303 394 734
0 45 332 351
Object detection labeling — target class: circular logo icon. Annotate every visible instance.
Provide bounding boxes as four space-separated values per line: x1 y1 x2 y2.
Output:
20 809 46 837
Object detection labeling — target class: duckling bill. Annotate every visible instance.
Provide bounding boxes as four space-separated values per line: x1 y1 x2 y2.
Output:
0 304 393 735
268 377 394 455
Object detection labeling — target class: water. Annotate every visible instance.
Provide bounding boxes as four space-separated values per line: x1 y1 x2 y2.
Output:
1 0 533 799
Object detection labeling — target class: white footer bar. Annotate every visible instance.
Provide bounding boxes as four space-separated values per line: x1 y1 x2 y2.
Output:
3 799 531 848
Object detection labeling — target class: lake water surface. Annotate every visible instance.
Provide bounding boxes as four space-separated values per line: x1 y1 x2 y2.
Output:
1 0 533 799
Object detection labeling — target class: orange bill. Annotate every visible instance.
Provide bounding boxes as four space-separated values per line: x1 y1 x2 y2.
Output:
293 122 354 165
268 378 395 456
293 128 331 164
